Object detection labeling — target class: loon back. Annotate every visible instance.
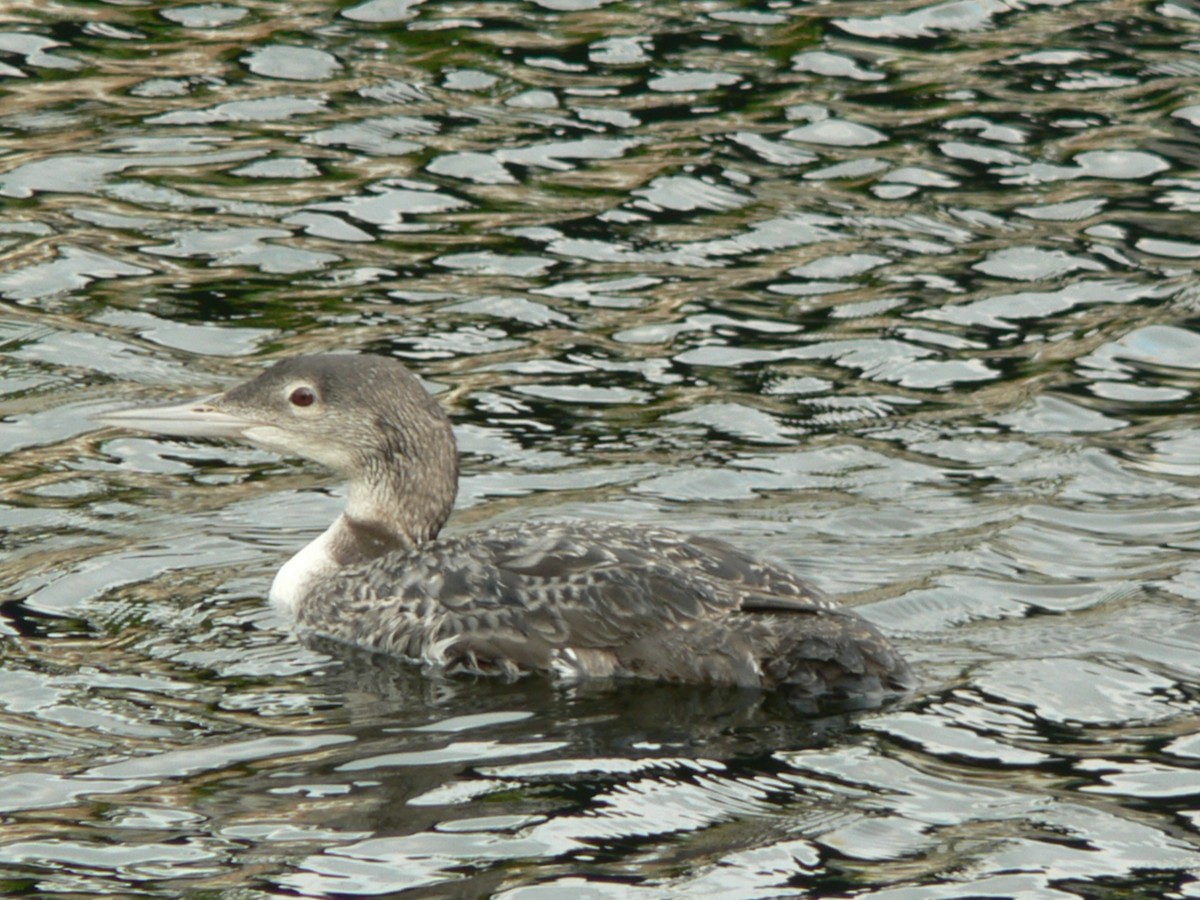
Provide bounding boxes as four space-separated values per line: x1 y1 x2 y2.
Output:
96 353 913 706
303 521 912 704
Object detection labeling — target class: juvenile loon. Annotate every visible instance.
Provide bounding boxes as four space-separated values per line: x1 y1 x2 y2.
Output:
98 354 912 704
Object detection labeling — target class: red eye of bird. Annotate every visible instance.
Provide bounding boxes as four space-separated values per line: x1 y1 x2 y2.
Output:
289 386 316 408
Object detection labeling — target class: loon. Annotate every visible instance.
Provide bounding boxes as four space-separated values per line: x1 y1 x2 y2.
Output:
98 354 912 705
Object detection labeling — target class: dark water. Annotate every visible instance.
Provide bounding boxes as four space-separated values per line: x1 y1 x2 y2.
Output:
2 0 1200 896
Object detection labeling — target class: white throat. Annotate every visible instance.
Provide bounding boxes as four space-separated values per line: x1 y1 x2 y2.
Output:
268 516 344 618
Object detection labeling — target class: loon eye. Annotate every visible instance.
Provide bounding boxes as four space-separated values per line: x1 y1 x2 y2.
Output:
289 386 316 408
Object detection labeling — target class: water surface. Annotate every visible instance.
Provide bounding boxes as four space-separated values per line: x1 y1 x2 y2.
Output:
2 0 1200 896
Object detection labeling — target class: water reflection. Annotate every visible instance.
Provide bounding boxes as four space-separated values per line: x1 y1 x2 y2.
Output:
2 0 1200 896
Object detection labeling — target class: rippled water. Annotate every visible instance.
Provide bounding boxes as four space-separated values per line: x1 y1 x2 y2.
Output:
2 0 1200 896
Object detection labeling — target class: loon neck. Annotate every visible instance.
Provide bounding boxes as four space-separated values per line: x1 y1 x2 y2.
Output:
330 512 415 565
269 512 412 618
269 460 456 619
344 464 451 552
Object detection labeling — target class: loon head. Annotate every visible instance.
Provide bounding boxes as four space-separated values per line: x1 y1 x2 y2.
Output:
97 354 459 545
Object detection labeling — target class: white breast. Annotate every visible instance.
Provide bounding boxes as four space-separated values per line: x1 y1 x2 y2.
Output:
268 518 342 619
